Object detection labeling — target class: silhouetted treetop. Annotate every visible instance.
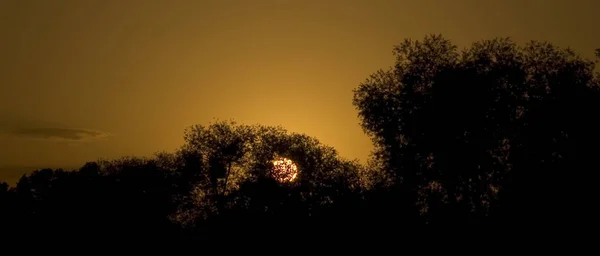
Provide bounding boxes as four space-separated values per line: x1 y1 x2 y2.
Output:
353 34 598 224
167 120 362 227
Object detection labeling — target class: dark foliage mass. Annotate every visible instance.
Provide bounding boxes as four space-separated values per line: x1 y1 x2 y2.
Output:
1 35 597 241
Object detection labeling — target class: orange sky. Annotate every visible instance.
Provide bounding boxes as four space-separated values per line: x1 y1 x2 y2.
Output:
1 0 598 183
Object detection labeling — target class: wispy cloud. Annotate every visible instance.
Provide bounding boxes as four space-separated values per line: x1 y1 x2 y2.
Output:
8 127 113 143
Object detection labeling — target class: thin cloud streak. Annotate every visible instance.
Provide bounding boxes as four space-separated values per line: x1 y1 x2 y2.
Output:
8 127 113 142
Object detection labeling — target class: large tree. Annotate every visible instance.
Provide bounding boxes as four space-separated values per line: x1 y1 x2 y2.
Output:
169 120 362 228
353 35 599 225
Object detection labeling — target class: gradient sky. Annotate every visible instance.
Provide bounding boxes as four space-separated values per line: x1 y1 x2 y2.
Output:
1 0 598 184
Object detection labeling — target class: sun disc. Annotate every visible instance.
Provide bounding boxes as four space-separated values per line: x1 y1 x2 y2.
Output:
272 157 298 183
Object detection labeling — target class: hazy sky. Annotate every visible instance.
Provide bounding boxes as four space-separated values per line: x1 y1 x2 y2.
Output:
1 0 598 183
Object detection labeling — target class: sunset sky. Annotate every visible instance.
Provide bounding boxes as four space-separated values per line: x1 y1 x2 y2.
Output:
1 0 598 184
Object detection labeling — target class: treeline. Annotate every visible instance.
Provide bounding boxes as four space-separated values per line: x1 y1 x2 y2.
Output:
1 123 368 240
1 35 597 239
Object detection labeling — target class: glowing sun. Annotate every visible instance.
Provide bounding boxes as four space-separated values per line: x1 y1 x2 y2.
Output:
272 157 298 183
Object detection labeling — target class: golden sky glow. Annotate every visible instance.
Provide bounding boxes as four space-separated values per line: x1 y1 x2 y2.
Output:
0 0 598 183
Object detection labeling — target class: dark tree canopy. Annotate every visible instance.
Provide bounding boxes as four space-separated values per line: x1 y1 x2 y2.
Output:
145 120 362 231
353 35 599 225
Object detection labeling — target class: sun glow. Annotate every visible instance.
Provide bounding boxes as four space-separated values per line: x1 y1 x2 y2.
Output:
272 157 298 183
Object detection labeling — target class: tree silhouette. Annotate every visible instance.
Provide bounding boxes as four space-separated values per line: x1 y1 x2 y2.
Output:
149 120 363 236
353 34 599 225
